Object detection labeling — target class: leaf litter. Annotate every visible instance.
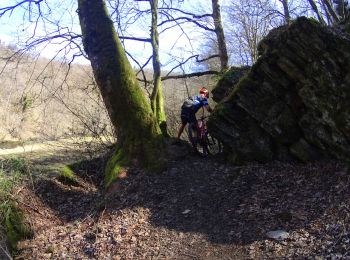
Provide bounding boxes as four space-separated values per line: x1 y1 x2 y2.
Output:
10 153 350 259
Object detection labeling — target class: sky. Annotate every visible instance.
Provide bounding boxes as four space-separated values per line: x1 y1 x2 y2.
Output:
0 0 216 71
0 0 85 62
0 0 309 71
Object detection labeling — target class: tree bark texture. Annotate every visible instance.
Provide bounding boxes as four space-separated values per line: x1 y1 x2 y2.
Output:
321 0 340 23
149 0 168 136
307 0 327 25
211 0 229 71
77 0 164 183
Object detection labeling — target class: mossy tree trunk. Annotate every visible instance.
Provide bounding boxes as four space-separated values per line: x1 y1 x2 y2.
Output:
149 0 168 136
77 0 165 186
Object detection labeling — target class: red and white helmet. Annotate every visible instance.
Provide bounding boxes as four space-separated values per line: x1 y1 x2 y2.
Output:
199 87 209 98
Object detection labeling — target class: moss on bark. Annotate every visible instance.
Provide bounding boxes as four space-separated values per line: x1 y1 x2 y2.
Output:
104 148 126 188
149 0 168 136
78 0 166 187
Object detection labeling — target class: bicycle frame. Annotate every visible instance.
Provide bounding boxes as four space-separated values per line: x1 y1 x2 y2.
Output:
188 115 222 156
196 117 207 144
188 116 209 151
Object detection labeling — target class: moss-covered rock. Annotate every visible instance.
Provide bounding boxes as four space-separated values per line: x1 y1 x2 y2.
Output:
209 17 350 163
212 66 250 102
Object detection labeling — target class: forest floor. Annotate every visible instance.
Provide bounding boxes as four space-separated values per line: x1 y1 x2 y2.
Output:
1 141 350 259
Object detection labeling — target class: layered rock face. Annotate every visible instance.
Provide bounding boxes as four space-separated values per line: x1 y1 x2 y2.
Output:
208 17 350 163
211 66 250 103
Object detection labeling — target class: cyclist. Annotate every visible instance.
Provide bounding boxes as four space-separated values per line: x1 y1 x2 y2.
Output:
177 87 213 139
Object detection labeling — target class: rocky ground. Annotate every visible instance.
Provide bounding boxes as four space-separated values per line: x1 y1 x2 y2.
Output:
3 143 350 259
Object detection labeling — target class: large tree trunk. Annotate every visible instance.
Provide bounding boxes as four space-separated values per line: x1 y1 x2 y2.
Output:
149 0 168 136
212 0 229 71
77 0 165 187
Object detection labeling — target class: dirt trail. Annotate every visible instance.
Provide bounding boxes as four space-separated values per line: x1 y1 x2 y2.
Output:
0 137 112 156
0 141 68 156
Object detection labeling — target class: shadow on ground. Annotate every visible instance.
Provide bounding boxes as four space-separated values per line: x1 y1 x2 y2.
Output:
33 156 106 222
33 146 349 245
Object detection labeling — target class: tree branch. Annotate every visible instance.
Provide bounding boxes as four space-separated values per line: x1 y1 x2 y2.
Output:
125 50 151 95
158 17 215 32
120 36 151 42
161 70 220 81
164 54 220 79
158 7 212 19
0 0 44 17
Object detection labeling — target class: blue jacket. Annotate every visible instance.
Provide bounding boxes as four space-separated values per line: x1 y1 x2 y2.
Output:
192 95 209 113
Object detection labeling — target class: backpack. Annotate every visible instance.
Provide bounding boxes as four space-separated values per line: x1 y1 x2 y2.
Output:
181 96 195 110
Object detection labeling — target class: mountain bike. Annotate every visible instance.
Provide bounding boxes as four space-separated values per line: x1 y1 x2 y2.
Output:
188 116 222 156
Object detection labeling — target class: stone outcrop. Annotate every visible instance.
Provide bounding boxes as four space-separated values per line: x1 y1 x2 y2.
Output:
211 66 250 103
208 17 350 163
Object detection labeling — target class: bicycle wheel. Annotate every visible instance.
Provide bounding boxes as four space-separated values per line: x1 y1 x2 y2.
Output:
205 133 222 155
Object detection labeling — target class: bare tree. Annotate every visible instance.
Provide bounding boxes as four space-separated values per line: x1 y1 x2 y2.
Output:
122 0 169 135
153 0 229 73
149 0 167 135
279 0 291 24
212 0 229 70
226 0 276 65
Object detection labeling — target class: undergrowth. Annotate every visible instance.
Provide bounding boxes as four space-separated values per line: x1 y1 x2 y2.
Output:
0 158 33 254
